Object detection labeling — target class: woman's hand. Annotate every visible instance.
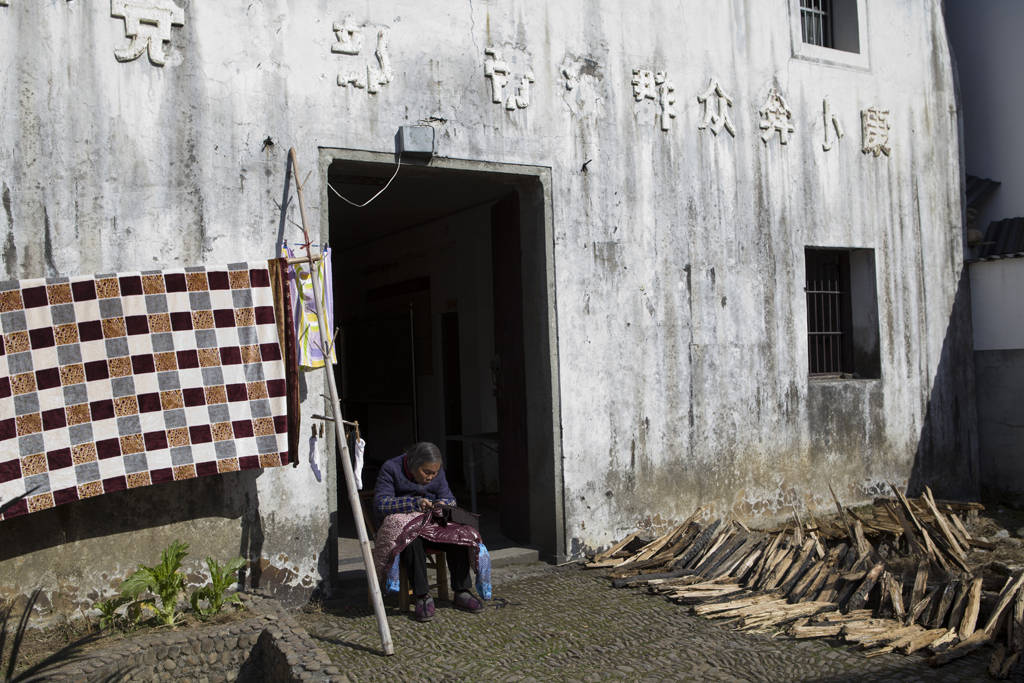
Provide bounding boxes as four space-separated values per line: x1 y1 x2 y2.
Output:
418 498 434 512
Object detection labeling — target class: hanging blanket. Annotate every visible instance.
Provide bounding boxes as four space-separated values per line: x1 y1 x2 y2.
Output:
372 510 483 587
0 262 296 520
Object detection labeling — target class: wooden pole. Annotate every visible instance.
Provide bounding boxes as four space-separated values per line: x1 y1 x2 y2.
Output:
288 148 394 656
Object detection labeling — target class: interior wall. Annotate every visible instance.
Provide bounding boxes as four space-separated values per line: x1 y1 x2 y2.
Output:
334 196 499 491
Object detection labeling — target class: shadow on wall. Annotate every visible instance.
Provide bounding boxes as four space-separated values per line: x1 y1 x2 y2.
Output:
0 470 268 589
907 269 980 500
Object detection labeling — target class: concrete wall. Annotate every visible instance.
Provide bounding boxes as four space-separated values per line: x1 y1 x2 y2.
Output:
0 0 974 603
946 0 1024 228
970 258 1024 351
970 258 1024 500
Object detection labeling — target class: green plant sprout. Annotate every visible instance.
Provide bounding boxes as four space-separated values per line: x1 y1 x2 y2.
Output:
119 540 189 627
190 556 247 620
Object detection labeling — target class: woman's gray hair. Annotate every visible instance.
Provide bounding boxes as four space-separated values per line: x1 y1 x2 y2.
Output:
405 442 443 471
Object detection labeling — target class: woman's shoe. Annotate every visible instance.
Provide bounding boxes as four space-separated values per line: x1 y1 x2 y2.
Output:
413 595 435 622
453 591 485 613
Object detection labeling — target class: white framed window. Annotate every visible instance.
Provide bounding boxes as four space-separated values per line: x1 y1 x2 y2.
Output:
789 0 869 70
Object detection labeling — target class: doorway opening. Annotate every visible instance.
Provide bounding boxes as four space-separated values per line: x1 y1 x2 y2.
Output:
321 150 563 565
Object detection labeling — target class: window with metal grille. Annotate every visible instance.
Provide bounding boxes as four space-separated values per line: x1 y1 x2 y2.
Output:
804 247 881 379
805 248 851 375
796 0 861 55
800 0 833 48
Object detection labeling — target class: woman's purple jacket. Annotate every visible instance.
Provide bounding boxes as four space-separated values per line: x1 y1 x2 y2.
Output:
372 454 457 525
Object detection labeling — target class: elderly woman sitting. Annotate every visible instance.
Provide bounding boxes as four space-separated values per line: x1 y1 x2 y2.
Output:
372 441 487 622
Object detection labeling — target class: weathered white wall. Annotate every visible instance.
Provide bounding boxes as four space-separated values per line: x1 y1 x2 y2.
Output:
946 0 1024 228
0 0 973 598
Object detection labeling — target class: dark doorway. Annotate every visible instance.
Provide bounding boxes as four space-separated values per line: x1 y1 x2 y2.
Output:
325 155 560 559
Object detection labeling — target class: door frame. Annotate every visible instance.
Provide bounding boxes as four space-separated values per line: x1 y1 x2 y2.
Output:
317 147 566 563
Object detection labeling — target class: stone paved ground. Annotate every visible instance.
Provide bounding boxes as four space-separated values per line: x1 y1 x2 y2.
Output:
298 563 1000 682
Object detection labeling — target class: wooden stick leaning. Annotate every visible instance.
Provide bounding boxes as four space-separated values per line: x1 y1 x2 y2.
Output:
288 148 395 657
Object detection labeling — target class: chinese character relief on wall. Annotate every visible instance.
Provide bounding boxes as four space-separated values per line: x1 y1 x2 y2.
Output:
758 87 794 145
861 107 891 157
485 48 534 110
631 69 676 131
697 79 736 137
332 17 393 94
110 0 184 67
821 98 845 151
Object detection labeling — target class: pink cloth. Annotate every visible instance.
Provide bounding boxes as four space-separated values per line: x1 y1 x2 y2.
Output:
372 510 483 583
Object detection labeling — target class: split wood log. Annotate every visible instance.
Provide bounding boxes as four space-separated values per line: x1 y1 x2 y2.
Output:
908 560 929 619
612 569 694 588
925 628 960 654
730 542 766 584
761 544 800 591
948 512 973 542
788 551 834 604
617 523 687 568
850 624 920 648
960 576 983 639
809 609 875 623
672 520 722 570
909 586 939 626
695 524 738 568
592 532 641 563
881 571 905 621
737 602 837 631
928 581 958 629
901 627 955 655
863 624 928 656
647 575 703 593
929 630 991 667
890 484 945 567
946 580 970 635
814 569 844 605
828 483 868 555
707 534 761 579
697 598 791 620
790 622 845 639
804 544 848 604
887 500 926 559
844 562 885 613
1011 583 1024 653
792 512 804 547
923 487 967 560
777 538 817 593
694 530 746 576
693 593 779 616
748 529 786 586
652 525 702 564
984 571 1024 637
852 519 874 561
840 619 904 639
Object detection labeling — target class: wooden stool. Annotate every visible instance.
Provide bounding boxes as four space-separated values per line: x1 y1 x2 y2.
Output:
398 548 450 611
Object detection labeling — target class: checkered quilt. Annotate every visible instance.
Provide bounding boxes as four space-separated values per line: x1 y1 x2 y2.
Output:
0 263 292 520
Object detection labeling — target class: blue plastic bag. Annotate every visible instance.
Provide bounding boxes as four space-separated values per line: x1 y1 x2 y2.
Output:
385 557 401 594
475 543 492 600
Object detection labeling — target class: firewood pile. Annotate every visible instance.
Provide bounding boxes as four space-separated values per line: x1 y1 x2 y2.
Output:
588 484 1024 677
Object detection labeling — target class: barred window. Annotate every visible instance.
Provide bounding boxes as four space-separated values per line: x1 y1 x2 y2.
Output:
800 0 833 48
805 249 850 375
805 247 880 379
796 0 861 55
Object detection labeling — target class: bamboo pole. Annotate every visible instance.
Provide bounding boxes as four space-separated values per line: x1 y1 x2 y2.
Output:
288 148 394 656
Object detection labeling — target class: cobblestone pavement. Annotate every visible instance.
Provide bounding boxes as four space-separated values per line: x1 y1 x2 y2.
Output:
298 564 995 682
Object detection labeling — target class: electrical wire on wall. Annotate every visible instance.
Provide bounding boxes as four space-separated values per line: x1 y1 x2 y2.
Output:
327 154 402 208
